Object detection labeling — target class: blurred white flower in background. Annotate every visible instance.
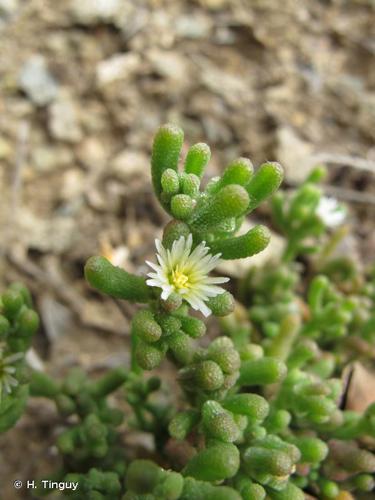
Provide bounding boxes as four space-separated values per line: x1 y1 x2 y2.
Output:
316 196 346 227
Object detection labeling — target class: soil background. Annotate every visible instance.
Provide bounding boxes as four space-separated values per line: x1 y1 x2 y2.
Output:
0 1 374 498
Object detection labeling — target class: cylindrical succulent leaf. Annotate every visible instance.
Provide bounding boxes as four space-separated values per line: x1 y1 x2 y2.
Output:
194 360 224 391
168 331 194 365
29 371 60 398
207 337 241 374
85 256 151 303
132 309 162 343
126 460 161 494
181 478 241 500
266 482 305 500
246 162 284 212
171 194 195 220
183 442 240 481
180 173 200 197
190 185 249 231
206 292 234 317
151 124 184 207
0 315 10 339
184 143 211 178
169 410 199 440
209 225 270 260
162 220 191 249
88 367 128 398
223 394 269 422
239 357 287 385
243 446 294 477
1 289 24 320
222 157 254 186
202 400 240 442
135 340 164 370
161 168 180 195
291 436 328 464
178 315 206 338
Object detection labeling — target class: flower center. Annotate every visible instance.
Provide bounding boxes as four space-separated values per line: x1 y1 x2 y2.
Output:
171 267 190 290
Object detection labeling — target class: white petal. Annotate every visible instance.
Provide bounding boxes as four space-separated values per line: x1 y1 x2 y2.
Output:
145 261 160 272
203 276 230 285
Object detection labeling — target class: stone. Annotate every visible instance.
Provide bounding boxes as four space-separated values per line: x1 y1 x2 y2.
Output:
276 127 315 184
70 0 123 26
111 149 149 181
18 55 58 106
96 53 141 87
48 91 82 143
0 0 18 16
175 14 212 39
31 145 73 172
0 137 12 160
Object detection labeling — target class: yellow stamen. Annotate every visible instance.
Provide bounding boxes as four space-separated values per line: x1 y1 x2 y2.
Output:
171 268 190 290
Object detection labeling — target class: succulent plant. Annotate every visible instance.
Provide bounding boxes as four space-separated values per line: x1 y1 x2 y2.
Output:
3 125 374 500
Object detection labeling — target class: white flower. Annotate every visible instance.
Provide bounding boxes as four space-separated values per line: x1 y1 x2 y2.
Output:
0 348 23 400
316 196 346 227
146 235 229 317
